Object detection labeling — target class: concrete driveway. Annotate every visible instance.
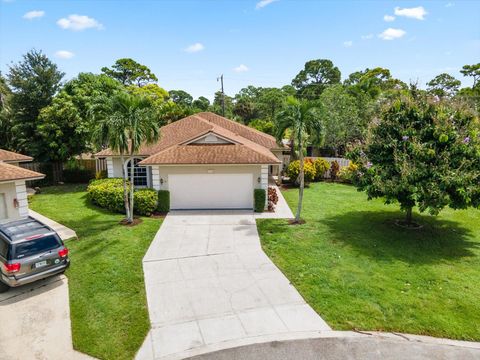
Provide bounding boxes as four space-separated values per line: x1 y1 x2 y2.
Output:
0 275 92 360
138 211 330 360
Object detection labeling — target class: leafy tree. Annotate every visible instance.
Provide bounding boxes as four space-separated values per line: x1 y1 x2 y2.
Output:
168 90 193 107
213 91 233 117
427 73 461 98
92 92 160 223
0 73 13 149
350 96 480 225
319 84 361 155
233 96 258 123
248 118 274 135
38 73 124 160
157 100 193 123
275 97 323 223
460 63 480 88
291 59 341 99
346 67 407 99
258 87 287 120
128 83 169 106
101 58 158 86
192 96 210 111
7 50 64 159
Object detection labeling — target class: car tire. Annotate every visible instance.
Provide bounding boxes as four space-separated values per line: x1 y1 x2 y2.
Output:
0 281 10 293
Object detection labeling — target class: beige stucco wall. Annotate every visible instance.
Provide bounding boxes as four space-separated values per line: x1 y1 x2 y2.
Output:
0 181 28 223
151 165 264 192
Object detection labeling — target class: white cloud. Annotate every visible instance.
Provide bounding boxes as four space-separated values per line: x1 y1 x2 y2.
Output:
383 14 395 22
184 43 205 53
256 0 279 9
394 6 427 20
379 28 406 40
57 14 103 31
343 41 353 47
233 64 249 72
23 10 45 20
55 50 75 59
361 34 374 40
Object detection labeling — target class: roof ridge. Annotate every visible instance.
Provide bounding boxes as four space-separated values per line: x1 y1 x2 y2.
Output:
196 112 278 142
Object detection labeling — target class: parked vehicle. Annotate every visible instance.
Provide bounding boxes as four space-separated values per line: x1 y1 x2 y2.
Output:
0 217 70 292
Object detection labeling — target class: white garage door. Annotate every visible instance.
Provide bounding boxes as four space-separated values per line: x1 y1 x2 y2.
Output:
169 173 253 210
0 194 6 220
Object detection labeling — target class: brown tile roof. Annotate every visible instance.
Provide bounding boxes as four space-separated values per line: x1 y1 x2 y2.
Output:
95 112 283 165
0 149 33 163
0 162 45 182
139 144 280 165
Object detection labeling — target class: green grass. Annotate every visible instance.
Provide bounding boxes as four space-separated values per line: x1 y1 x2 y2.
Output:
257 182 480 341
30 184 161 360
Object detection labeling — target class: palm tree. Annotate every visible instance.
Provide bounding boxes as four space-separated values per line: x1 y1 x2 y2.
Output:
92 92 159 223
275 97 323 223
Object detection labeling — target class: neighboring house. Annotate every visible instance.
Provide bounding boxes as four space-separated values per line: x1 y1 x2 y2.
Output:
0 149 45 223
95 112 288 210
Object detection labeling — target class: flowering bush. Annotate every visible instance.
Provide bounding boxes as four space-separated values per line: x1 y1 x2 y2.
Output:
286 160 316 185
330 160 340 180
348 96 480 224
268 187 279 211
338 162 359 183
312 158 330 180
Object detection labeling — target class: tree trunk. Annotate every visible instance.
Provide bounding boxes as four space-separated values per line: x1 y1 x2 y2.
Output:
120 154 131 221
295 143 304 223
128 154 135 223
405 207 413 225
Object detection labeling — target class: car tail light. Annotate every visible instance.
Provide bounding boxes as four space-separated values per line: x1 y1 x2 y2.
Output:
58 248 69 258
3 262 21 273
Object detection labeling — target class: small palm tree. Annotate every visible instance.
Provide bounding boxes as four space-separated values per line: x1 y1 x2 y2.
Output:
276 97 323 223
92 92 159 223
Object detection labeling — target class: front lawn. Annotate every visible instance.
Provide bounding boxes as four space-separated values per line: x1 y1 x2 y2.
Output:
257 182 480 341
30 184 161 360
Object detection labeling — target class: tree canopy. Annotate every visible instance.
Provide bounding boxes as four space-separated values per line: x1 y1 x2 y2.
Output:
291 59 341 99
101 58 158 86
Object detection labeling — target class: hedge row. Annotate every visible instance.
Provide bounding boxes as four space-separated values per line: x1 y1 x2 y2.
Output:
87 178 163 216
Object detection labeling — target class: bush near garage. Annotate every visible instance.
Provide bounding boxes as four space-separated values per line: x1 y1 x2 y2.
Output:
87 178 158 216
157 190 170 213
254 189 266 212
312 158 331 180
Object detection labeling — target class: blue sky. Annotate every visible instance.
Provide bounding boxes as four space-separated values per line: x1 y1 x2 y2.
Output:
1 0 479 100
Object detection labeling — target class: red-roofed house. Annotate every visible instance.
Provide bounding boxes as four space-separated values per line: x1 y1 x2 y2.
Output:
95 112 289 210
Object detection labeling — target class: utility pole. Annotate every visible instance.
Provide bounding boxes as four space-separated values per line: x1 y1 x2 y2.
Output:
217 74 225 116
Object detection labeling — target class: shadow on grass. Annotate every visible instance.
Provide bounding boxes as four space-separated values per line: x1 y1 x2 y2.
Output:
318 210 478 264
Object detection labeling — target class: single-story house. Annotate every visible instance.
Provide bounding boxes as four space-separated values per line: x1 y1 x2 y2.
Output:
95 112 288 210
0 149 45 223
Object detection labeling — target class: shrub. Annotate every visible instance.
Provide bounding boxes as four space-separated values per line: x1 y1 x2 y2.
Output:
63 168 94 183
286 160 316 185
134 189 158 216
157 190 170 213
338 162 358 183
313 158 330 180
87 178 125 213
95 170 108 179
330 160 340 181
87 178 157 216
254 189 266 212
267 187 278 212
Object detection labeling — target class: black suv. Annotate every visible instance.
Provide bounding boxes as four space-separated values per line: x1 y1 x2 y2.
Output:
0 217 70 292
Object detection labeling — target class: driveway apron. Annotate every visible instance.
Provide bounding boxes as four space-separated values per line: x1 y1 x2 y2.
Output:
138 210 330 360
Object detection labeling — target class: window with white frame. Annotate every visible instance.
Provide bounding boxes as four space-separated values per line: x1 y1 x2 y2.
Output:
125 158 148 187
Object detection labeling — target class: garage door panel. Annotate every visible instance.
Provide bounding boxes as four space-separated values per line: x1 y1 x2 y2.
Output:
169 174 253 210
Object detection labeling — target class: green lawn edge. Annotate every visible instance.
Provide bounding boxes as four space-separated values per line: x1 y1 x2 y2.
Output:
30 184 161 360
257 182 480 341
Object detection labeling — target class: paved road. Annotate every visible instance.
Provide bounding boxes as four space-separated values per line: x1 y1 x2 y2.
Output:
0 275 93 360
137 211 330 360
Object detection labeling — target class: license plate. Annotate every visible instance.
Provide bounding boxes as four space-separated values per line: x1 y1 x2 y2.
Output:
34 260 47 268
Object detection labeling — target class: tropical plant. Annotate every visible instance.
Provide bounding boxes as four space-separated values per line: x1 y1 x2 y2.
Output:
349 96 480 226
276 97 323 222
330 160 340 181
286 160 316 184
91 92 160 223
312 158 330 180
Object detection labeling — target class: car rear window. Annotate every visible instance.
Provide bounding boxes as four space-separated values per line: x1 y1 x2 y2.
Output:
12 235 62 260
